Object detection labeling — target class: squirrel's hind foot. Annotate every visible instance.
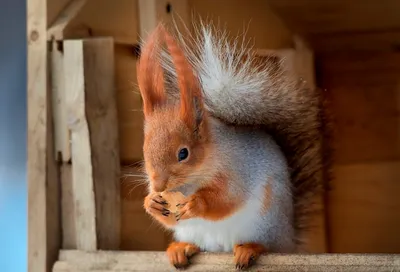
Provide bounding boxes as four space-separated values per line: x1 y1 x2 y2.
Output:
167 242 200 270
234 243 267 270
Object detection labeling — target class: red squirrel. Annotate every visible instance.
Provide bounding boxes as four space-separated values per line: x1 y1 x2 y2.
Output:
137 23 327 270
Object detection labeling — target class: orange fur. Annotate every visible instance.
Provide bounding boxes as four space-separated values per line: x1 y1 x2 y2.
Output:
234 243 267 270
166 242 200 269
177 173 243 221
143 108 211 193
136 25 166 117
261 179 273 214
163 29 203 129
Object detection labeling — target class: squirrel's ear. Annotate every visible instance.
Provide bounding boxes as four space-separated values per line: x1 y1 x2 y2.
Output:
137 25 166 118
163 29 204 131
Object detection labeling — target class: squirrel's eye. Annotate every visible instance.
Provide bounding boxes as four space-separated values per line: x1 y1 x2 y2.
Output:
178 148 189 162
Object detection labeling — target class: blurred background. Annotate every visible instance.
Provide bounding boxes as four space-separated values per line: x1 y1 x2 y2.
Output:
0 0 27 271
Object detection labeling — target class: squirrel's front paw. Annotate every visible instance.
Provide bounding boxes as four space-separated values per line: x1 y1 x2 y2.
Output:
175 195 206 221
144 193 176 226
144 192 170 216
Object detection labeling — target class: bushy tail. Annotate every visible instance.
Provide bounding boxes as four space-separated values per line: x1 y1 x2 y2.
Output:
152 22 331 250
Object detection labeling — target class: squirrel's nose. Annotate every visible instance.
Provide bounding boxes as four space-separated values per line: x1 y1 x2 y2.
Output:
152 181 167 192
151 173 168 192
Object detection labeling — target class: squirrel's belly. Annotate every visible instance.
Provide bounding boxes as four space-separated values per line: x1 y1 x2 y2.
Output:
173 195 268 252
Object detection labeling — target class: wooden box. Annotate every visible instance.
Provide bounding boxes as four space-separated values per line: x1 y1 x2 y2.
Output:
27 0 400 271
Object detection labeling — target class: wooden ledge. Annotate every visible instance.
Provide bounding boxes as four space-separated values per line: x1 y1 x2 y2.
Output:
53 250 400 271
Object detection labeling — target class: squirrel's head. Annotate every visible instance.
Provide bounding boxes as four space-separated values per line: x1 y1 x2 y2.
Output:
137 25 212 193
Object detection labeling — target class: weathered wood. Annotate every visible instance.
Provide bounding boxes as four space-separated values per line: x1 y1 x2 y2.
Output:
28 0 61 271
50 40 71 161
64 37 120 250
60 163 76 249
53 250 400 271
115 45 144 164
47 0 88 40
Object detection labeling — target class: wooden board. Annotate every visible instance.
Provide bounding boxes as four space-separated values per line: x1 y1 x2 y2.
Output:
318 52 400 165
267 0 400 34
28 0 61 271
53 250 400 271
266 0 400 52
190 0 293 49
317 51 400 253
64 38 121 250
329 162 400 253
50 40 71 161
115 45 144 164
60 163 76 249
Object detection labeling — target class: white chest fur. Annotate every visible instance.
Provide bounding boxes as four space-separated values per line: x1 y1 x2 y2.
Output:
172 190 268 252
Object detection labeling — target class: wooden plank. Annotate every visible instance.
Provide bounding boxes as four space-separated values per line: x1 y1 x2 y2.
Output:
50 40 71 161
72 0 139 44
309 30 400 53
267 0 400 34
28 0 61 271
329 162 400 253
53 250 400 271
189 0 293 49
47 0 71 27
47 0 88 41
114 45 144 163
64 38 97 250
64 37 120 250
60 163 76 249
319 52 400 165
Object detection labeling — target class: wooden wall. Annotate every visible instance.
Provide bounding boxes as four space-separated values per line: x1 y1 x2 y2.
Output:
317 52 400 253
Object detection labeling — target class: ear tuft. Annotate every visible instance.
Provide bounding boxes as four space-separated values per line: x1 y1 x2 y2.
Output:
161 29 204 130
137 24 167 117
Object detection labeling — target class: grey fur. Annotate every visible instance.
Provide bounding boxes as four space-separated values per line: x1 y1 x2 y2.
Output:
173 117 295 253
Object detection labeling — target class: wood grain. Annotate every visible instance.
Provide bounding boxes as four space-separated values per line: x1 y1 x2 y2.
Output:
318 51 400 253
329 162 400 253
47 0 88 40
28 0 61 271
50 40 71 161
64 38 121 250
53 250 400 271
60 163 76 249
319 52 400 165
64 38 97 250
115 45 144 163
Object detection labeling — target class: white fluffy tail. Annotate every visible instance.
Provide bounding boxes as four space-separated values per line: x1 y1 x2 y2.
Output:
157 22 312 127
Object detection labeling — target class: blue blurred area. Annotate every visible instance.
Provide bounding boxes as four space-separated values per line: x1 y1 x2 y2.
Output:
0 0 27 271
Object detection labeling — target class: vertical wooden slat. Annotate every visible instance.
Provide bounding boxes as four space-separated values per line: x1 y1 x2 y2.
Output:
28 0 61 271
60 163 76 249
51 40 71 161
64 37 120 250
